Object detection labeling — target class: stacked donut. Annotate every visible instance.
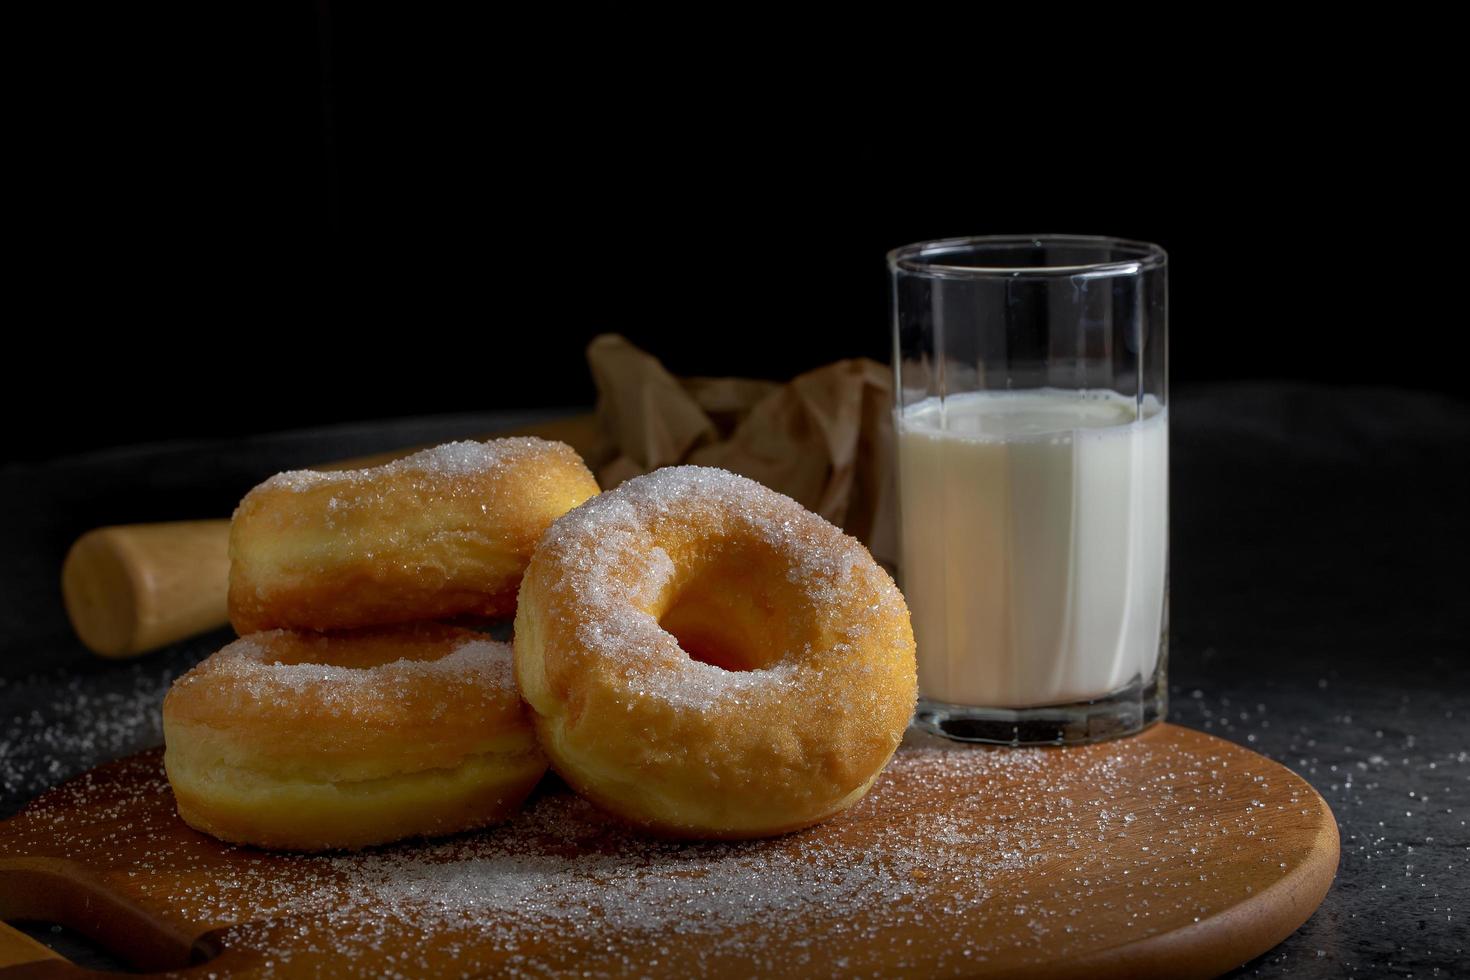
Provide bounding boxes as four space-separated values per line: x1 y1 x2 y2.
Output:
164 440 917 851
163 439 598 851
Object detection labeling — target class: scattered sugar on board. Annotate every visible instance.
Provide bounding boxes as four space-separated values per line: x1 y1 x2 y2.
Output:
3 728 1334 977
6 663 1459 975
1169 679 1467 977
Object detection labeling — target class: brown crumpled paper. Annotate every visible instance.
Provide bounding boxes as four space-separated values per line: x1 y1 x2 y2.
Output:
586 334 898 565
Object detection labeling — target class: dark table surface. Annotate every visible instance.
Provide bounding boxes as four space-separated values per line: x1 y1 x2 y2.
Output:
2 386 1466 977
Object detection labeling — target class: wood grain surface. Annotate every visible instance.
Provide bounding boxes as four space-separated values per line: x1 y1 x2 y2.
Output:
0 723 1337 979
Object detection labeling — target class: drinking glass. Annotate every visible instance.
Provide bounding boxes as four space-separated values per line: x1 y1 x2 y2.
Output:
890 235 1168 745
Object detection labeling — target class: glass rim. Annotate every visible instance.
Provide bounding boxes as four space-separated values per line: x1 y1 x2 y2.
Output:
887 234 1168 280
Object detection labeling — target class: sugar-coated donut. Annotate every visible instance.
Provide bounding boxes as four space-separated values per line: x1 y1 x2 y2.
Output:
229 438 599 634
163 625 546 851
514 466 917 839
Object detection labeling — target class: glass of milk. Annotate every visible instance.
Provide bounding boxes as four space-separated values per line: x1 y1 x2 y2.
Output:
890 235 1168 745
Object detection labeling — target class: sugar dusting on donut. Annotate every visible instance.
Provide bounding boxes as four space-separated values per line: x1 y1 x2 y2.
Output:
168 630 516 713
534 466 909 710
256 438 567 493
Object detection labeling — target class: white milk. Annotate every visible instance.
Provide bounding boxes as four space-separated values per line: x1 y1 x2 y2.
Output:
896 389 1167 709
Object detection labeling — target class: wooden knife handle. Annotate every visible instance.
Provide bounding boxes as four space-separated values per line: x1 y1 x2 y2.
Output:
59 413 606 659
0 919 64 968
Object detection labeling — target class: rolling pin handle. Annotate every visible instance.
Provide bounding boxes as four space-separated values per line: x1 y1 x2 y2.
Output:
61 520 233 658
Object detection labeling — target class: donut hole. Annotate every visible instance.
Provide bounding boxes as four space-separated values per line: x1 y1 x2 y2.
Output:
657 541 814 673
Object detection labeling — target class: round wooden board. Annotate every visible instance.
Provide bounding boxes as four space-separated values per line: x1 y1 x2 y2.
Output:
0 723 1337 978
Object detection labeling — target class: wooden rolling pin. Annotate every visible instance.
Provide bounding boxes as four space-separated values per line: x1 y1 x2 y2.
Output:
61 414 604 659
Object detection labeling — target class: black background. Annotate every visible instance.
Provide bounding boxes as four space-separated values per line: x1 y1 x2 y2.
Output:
9 8 1462 463
3 13 1468 975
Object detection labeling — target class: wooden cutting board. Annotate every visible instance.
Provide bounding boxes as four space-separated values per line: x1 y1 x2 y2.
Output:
0 723 1337 979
